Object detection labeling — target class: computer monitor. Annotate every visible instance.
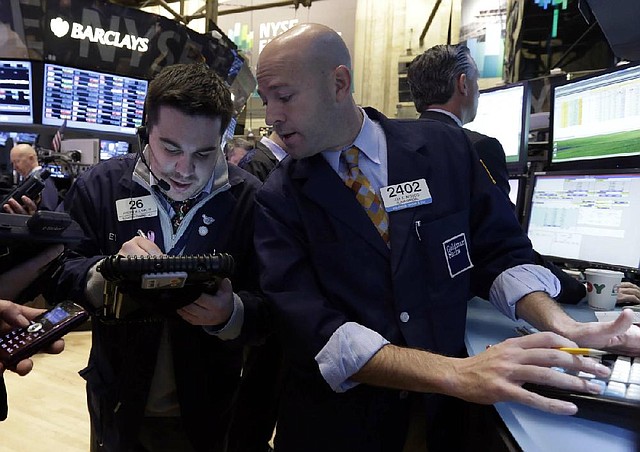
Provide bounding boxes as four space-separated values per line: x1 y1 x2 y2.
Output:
550 62 640 169
525 170 640 273
100 139 130 161
42 63 148 135
0 60 34 124
0 131 38 147
465 82 530 175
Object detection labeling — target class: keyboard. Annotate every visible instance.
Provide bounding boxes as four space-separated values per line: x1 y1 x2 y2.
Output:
524 355 640 430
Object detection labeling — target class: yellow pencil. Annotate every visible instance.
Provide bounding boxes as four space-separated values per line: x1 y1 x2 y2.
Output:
556 347 609 357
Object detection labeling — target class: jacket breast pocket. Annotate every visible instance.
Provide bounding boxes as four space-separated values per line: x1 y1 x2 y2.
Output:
415 210 473 297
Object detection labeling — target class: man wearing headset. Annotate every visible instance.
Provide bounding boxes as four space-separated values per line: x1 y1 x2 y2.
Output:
50 63 267 452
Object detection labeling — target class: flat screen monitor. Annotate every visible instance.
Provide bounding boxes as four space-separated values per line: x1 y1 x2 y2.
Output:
525 170 640 273
12 132 38 145
550 62 640 169
0 60 33 124
0 131 38 146
42 63 148 135
465 82 530 175
100 139 130 160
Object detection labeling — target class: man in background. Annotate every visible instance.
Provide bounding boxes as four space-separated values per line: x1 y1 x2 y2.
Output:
407 44 586 305
239 131 287 182
9 143 59 211
225 137 254 166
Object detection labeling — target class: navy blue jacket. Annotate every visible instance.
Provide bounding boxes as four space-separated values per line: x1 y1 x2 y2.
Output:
420 110 586 304
419 110 510 197
51 154 267 452
254 108 535 452
37 177 60 211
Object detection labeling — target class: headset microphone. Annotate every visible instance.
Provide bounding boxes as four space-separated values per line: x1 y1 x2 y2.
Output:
136 126 171 192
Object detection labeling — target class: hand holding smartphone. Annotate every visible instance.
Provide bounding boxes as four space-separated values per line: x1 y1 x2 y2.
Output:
0 301 88 368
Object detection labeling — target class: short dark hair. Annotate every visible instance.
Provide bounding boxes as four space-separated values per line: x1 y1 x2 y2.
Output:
144 63 233 135
407 45 475 112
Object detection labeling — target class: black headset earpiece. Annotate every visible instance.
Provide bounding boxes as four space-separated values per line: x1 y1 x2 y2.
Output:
137 126 148 146
135 124 170 192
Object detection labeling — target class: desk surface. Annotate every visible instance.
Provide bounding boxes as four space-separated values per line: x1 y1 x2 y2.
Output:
465 297 637 452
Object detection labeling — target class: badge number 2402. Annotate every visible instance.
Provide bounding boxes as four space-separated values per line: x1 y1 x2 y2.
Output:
385 181 422 198
380 178 432 212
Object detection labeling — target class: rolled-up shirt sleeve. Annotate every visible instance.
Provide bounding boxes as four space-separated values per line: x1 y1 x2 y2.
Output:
203 292 244 340
315 322 390 393
489 264 561 320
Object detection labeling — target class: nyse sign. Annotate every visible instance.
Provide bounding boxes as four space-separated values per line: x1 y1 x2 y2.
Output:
258 19 299 53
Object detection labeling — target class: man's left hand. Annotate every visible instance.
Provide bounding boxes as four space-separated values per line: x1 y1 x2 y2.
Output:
177 278 234 326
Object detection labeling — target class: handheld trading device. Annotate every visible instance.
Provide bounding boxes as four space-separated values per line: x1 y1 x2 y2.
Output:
97 253 235 315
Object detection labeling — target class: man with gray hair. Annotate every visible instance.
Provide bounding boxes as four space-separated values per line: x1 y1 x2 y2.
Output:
407 44 508 195
407 44 586 305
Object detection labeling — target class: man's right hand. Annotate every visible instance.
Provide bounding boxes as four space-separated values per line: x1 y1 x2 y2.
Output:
2 196 38 216
354 331 612 416
118 236 162 257
449 332 611 414
0 300 65 375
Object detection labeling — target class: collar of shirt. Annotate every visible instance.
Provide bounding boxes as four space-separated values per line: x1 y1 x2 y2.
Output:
260 136 287 162
321 108 388 191
426 108 463 127
27 166 43 177
132 145 231 251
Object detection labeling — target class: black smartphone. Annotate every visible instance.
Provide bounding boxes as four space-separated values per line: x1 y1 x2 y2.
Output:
0 301 89 368
0 169 50 207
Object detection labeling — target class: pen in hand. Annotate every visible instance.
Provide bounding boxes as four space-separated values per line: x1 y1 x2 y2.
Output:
137 229 155 242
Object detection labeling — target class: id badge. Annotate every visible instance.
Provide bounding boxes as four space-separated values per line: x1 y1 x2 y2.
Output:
380 178 432 212
116 195 158 222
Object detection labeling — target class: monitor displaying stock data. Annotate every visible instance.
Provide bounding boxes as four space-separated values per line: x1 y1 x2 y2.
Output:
550 62 640 168
42 63 147 135
525 170 640 272
0 60 33 124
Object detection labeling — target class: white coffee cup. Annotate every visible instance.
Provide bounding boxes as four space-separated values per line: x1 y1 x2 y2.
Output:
584 268 623 310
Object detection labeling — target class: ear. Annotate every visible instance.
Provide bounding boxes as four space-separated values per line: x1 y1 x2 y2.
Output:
334 65 352 102
457 73 469 96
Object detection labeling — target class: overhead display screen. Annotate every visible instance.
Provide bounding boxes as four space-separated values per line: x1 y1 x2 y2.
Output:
0 60 33 124
42 63 147 135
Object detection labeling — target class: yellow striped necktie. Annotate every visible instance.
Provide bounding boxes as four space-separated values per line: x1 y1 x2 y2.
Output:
341 146 390 244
